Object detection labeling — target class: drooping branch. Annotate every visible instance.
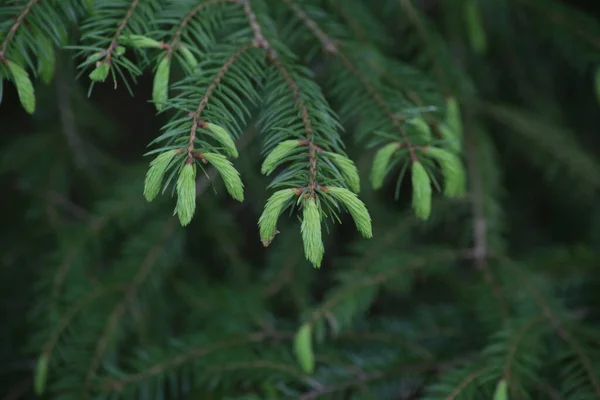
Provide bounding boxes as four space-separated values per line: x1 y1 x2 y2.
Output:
104 0 141 68
187 42 254 158
0 0 41 60
83 220 177 394
283 0 419 162
165 0 235 58
242 0 321 192
102 332 268 392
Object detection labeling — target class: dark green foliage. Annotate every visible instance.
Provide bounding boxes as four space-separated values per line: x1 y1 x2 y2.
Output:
1 0 600 399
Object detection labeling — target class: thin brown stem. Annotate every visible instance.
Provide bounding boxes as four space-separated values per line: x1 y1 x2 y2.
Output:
399 0 450 95
464 117 508 323
308 249 474 326
165 0 235 58
102 332 267 392
0 0 40 60
445 368 486 400
283 0 418 162
83 220 177 395
500 257 600 398
242 0 320 191
104 0 141 69
502 315 545 398
187 43 254 158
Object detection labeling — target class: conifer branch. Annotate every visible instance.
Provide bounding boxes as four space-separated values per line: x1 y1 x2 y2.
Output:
104 0 141 69
164 0 234 58
398 0 449 93
84 219 178 394
187 42 254 159
51 196 140 303
502 315 545 397
502 258 600 397
41 285 128 365
445 368 486 399
243 0 321 191
102 332 268 392
0 0 40 60
516 0 600 50
308 250 473 326
284 0 418 162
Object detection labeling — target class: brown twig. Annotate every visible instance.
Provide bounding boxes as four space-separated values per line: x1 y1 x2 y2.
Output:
83 219 177 395
102 332 268 392
500 257 600 398
502 315 545 398
186 42 254 159
241 0 321 192
165 0 235 58
308 249 474 326
104 0 140 68
283 0 418 162
0 0 40 61
445 368 486 400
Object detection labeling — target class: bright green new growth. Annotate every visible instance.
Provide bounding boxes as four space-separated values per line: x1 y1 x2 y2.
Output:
33 354 48 396
261 140 301 175
301 198 324 268
408 117 432 142
464 0 487 55
443 97 463 152
175 163 196 226
206 123 239 158
152 56 170 112
144 149 177 202
425 147 466 197
89 62 110 82
7 61 35 114
325 152 361 193
371 142 400 189
439 124 462 153
411 161 432 220
38 36 56 84
294 323 315 374
325 187 372 238
202 152 244 202
258 188 296 244
179 44 199 71
493 379 508 400
121 34 162 48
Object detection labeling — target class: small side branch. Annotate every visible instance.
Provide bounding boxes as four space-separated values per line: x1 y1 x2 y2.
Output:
165 0 235 57
104 0 141 67
83 220 177 394
0 0 40 60
241 0 320 191
283 0 418 162
187 43 254 158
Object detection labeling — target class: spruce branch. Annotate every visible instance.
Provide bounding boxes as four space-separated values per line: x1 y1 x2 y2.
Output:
186 42 254 159
104 0 140 70
0 0 40 60
516 0 600 50
444 368 486 400
500 258 600 397
502 315 545 398
164 0 234 59
307 249 473 328
83 219 178 395
101 332 268 392
284 0 418 162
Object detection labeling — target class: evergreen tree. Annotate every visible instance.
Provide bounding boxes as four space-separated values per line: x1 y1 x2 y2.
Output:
1 0 600 398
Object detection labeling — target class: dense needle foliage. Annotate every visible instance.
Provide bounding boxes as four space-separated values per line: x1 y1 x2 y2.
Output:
1 0 600 398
